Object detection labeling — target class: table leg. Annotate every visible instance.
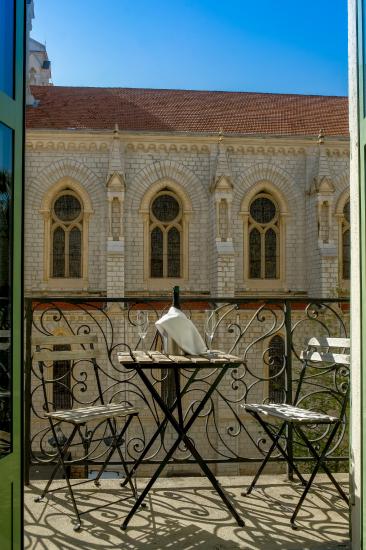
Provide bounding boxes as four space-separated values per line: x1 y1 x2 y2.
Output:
122 365 244 529
124 367 200 480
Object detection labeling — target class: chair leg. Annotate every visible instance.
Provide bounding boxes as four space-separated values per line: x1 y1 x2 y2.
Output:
290 424 348 528
296 425 349 504
243 422 287 496
93 415 143 504
290 452 323 528
39 422 82 530
250 413 307 486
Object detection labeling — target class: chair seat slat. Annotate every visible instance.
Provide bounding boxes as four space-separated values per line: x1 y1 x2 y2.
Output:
243 403 339 424
46 403 138 424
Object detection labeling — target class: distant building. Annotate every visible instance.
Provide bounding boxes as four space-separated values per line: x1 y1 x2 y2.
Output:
28 37 52 86
26 0 51 106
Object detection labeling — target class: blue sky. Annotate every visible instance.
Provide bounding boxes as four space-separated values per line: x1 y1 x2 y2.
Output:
32 0 348 96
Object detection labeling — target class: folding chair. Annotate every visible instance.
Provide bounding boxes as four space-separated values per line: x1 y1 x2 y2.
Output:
242 336 350 528
32 334 139 531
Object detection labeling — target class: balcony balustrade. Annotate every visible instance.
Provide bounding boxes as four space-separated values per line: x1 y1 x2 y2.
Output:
21 296 350 549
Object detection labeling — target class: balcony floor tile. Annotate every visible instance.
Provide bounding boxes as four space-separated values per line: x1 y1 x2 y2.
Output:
24 474 349 550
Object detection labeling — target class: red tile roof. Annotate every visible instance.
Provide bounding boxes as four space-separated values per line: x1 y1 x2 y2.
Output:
26 86 349 137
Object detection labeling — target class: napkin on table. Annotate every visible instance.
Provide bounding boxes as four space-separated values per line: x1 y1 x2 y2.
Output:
155 307 207 355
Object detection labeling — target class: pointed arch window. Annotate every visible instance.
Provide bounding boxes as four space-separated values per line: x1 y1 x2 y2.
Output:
248 194 280 280
51 191 83 278
149 191 182 278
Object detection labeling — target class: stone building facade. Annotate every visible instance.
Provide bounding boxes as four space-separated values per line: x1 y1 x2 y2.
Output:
25 87 350 300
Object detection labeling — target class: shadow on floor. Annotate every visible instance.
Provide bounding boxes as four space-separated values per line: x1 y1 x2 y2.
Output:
24 476 350 550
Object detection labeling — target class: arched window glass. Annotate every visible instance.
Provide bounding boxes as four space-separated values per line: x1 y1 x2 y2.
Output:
248 194 279 279
249 228 261 278
268 335 286 403
51 191 83 278
149 191 182 278
53 344 71 410
341 201 350 281
151 227 163 277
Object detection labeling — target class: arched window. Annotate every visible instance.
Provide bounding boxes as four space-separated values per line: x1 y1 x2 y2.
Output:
50 191 83 278
149 191 182 278
268 335 286 403
248 193 280 280
341 200 350 281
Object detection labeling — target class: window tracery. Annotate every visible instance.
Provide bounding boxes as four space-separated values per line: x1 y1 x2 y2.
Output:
149 191 182 278
50 191 83 278
248 194 279 280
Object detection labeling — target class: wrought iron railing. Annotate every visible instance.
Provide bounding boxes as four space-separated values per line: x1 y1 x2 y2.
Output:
24 296 350 483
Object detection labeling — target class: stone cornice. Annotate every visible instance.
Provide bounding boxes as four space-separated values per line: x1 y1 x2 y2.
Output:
26 129 350 157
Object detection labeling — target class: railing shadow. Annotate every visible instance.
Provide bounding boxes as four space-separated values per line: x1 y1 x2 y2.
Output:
24 477 349 550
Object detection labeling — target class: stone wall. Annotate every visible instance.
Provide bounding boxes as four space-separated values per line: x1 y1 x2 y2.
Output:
25 130 350 299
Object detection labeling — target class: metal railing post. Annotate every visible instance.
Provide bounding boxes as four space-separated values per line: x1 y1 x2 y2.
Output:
284 300 294 481
24 298 32 485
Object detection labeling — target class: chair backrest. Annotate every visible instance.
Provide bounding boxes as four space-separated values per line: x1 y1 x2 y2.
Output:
32 334 102 413
300 337 350 366
294 336 350 417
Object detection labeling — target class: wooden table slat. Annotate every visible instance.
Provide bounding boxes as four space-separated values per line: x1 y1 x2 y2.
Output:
117 351 242 366
167 355 192 363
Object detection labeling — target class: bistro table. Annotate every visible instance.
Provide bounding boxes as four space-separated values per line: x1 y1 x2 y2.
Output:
117 350 244 530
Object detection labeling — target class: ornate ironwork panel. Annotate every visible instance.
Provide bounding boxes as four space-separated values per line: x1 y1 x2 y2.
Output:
25 297 349 478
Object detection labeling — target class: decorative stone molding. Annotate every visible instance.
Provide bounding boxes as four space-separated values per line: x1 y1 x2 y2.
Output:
226 145 306 156
130 159 205 209
125 142 210 153
238 167 291 215
26 139 110 152
34 158 100 196
309 176 335 196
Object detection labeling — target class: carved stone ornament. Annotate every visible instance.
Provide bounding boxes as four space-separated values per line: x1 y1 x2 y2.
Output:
211 174 234 193
106 172 125 191
310 176 335 196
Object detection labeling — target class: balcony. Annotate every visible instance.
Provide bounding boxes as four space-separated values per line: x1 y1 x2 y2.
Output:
23 296 350 549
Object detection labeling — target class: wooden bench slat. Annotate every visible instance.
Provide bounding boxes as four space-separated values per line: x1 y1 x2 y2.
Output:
33 334 98 345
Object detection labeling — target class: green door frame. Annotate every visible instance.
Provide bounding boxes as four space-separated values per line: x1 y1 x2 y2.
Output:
0 0 25 548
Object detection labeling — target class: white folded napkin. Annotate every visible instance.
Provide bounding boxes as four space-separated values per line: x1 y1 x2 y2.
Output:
155 307 207 355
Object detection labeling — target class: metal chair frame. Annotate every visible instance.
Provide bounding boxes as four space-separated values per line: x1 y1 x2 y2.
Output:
33 334 139 531
242 336 350 528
